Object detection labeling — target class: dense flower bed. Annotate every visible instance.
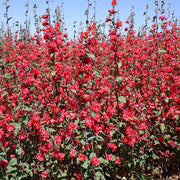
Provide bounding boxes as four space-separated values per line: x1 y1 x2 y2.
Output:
0 0 180 179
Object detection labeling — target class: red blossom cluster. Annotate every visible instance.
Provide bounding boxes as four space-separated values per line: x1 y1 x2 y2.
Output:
0 1 180 179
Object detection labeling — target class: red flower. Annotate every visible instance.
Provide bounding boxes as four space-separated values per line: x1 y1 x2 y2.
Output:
158 136 164 143
41 131 49 141
139 122 147 130
173 76 180 86
0 129 4 141
106 154 112 160
6 124 15 133
68 122 78 131
164 150 170 157
42 20 48 26
10 154 15 159
168 140 175 148
52 150 65 161
116 21 122 27
36 153 45 161
63 33 68 38
70 149 77 158
90 156 100 165
0 105 5 115
85 117 94 127
0 159 8 168
41 171 48 178
115 156 121 165
107 142 117 152
91 101 101 113
78 154 87 161
125 20 129 24
85 143 91 150
108 9 116 15
57 153 65 161
76 173 83 180
105 16 111 22
54 135 62 143
42 14 48 19
112 0 117 6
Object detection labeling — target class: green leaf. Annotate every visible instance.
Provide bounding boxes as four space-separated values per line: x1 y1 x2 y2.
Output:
71 89 77 93
48 128 56 133
7 166 17 173
1 91 7 97
148 148 153 152
117 61 122 68
5 73 11 79
88 136 96 141
9 158 17 166
105 171 111 177
22 162 30 173
95 71 101 78
29 171 33 177
139 130 144 135
51 71 56 76
61 170 67 177
153 167 159 174
10 177 16 180
95 171 103 178
175 115 179 120
87 53 95 59
51 53 55 57
52 165 57 173
116 76 123 84
81 159 88 169
158 48 166 53
89 152 96 159
164 135 171 140
97 136 105 142
16 146 23 155
74 118 80 124
118 96 126 103
80 139 86 145
152 153 159 160
97 144 102 150
119 122 125 128
90 111 96 117
160 123 166 133
165 97 169 103
0 151 6 156
84 170 91 179
23 119 28 125
88 136 104 142
147 164 151 170
154 140 160 145
22 106 35 111
98 157 108 164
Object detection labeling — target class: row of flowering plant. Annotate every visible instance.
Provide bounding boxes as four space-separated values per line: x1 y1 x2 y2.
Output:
0 0 180 179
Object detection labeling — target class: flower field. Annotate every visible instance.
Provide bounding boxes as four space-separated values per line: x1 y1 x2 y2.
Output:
0 0 180 179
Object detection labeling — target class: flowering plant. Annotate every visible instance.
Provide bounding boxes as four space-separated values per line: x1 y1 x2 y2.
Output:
0 0 179 179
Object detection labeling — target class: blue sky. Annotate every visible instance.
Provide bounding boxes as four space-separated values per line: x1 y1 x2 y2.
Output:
0 0 180 38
